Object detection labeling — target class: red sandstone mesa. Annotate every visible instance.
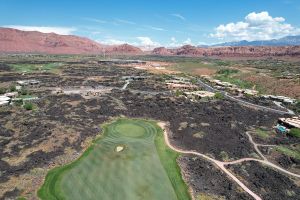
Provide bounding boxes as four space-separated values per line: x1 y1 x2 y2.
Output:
0 28 142 54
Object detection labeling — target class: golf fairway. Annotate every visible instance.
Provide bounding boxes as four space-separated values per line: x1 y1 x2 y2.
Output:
38 118 190 200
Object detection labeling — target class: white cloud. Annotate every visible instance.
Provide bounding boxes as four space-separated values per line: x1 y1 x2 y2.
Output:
183 38 192 45
136 36 160 50
100 39 127 45
144 25 165 31
82 17 107 23
210 11 300 41
97 36 160 51
170 13 185 20
115 19 136 25
3 25 76 35
167 37 195 47
168 37 179 47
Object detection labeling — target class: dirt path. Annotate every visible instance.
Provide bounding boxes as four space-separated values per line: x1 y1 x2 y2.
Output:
158 122 263 200
229 132 300 178
121 80 131 90
158 122 300 200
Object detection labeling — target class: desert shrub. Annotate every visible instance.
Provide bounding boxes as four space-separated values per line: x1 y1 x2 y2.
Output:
215 60 231 66
0 88 6 94
10 85 16 92
175 90 184 97
288 128 300 138
23 102 33 110
20 89 28 95
214 92 224 100
295 101 300 113
220 151 229 161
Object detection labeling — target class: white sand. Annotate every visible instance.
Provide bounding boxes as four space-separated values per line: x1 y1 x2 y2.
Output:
115 145 124 152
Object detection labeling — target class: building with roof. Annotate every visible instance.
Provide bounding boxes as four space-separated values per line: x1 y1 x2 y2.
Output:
17 80 40 86
0 95 11 106
121 76 148 81
184 91 215 100
278 116 300 129
166 83 198 90
243 89 259 96
262 95 296 105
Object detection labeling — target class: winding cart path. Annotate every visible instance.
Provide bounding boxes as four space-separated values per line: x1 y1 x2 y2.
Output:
158 122 300 200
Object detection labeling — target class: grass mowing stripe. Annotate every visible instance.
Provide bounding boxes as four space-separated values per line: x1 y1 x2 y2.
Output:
38 118 191 200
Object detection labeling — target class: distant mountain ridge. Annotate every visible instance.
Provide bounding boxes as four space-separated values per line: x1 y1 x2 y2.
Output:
0 28 142 54
152 45 300 57
1 27 300 57
212 35 300 47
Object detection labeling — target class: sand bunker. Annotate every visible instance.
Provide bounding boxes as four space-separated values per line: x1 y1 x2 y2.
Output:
115 145 125 152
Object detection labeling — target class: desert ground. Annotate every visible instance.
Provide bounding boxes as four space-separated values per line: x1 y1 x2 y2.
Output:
0 54 299 200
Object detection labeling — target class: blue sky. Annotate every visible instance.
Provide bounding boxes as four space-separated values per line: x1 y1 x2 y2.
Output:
1 0 300 48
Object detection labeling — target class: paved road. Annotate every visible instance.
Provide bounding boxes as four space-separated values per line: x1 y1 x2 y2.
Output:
196 79 294 115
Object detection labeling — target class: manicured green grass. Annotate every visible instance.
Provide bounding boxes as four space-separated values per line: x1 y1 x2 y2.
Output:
10 63 62 73
38 118 190 200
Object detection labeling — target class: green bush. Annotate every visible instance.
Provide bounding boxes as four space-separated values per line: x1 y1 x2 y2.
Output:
175 90 184 97
295 101 300 109
0 88 6 94
217 68 239 76
288 128 300 138
20 89 28 95
10 85 16 92
214 92 224 100
23 102 33 110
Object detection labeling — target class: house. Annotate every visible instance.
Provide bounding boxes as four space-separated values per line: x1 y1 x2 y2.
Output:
0 96 11 101
184 91 215 100
243 89 259 96
12 97 39 102
165 80 190 84
172 76 191 82
17 80 40 86
262 95 296 105
278 116 300 129
4 92 18 98
166 83 198 90
0 100 9 106
121 76 148 81
210 79 236 88
0 95 11 106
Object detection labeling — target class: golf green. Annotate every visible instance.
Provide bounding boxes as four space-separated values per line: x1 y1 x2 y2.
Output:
38 118 190 200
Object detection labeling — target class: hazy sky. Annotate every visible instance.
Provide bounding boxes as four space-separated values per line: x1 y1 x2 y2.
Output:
1 0 300 47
